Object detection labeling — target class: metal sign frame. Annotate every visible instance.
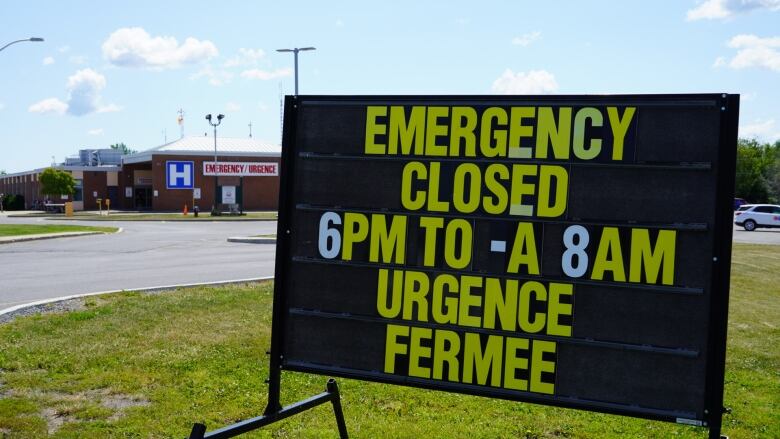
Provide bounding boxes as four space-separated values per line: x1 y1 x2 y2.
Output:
192 94 738 439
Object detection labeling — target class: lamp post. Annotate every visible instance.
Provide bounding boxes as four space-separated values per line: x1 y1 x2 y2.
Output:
0 37 44 52
276 47 315 95
206 113 224 215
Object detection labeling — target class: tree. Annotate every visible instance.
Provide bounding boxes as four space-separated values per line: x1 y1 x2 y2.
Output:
110 142 137 155
735 138 776 203
39 168 76 198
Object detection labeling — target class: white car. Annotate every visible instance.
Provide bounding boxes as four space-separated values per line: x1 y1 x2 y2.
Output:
734 204 780 231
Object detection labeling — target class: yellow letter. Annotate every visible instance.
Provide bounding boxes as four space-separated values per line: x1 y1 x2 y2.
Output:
503 337 529 391
427 162 450 212
463 333 503 387
419 216 444 267
452 163 481 214
450 107 478 157
529 340 556 394
458 275 483 328
546 283 573 337
370 214 407 264
591 227 626 282
401 162 427 211
480 107 508 157
518 281 546 334
342 212 368 261
572 107 603 160
507 223 540 275
384 324 409 373
409 327 433 378
388 106 426 155
425 107 449 156
444 219 473 269
509 107 536 158
483 164 509 215
536 165 569 218
484 278 518 331
432 274 459 324
535 107 571 160
509 164 537 216
403 270 430 321
607 107 635 160
376 269 403 318
629 229 676 285
365 106 387 154
433 329 461 381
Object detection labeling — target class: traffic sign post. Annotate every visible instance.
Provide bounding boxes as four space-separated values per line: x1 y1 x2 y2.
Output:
189 94 738 439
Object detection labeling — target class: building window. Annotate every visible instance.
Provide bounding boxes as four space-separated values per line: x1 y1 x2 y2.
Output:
74 179 83 201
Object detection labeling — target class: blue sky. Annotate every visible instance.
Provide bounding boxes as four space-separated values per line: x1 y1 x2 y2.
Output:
1 0 779 172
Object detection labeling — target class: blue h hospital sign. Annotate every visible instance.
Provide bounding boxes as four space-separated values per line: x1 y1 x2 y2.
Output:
166 161 194 189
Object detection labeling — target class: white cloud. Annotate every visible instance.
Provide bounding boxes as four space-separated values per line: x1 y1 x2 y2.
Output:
258 102 269 111
512 31 542 47
225 102 241 112
335 19 344 27
725 34 780 71
42 56 55 66
29 69 120 116
491 69 559 94
97 103 122 113
454 17 470 25
240 68 293 80
58 45 70 53
713 56 727 67
102 27 218 69
0 102 5 111
740 118 780 141
87 128 104 136
687 0 780 21
66 69 108 116
69 55 87 65
190 66 233 86
224 48 266 67
28 98 68 114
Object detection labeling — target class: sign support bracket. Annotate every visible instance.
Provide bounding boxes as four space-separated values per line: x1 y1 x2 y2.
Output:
187 378 348 439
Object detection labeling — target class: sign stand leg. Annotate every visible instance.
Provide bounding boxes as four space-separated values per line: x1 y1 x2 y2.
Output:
187 378 348 439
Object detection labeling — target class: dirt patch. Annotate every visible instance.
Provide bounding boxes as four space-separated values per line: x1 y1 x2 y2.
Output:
100 393 150 411
41 407 69 435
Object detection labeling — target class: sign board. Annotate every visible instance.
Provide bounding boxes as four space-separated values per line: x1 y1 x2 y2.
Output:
125 187 133 198
166 161 194 189
204 161 278 176
93 191 98 197
271 95 738 433
222 185 236 204
193 188 201 199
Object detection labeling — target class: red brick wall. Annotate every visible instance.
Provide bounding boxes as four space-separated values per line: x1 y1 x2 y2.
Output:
149 155 280 211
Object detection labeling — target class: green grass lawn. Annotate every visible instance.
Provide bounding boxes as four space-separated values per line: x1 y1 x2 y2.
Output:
0 244 777 438
53 212 276 221
0 224 118 237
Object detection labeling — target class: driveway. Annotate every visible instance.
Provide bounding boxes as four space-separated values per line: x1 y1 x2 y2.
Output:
0 216 277 310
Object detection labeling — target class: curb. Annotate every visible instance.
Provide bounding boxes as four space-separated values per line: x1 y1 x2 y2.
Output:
227 237 277 244
0 228 122 245
0 231 102 245
0 276 274 319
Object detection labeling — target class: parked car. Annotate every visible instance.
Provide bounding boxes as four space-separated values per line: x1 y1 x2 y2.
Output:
734 204 780 231
734 198 748 210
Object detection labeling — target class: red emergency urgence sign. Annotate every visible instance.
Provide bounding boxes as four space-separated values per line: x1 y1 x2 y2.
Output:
203 161 279 176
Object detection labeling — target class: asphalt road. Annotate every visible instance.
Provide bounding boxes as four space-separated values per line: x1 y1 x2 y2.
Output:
732 225 780 245
0 216 278 310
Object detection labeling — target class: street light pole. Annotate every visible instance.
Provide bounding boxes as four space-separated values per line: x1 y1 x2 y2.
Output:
0 37 44 52
276 47 316 95
205 114 224 215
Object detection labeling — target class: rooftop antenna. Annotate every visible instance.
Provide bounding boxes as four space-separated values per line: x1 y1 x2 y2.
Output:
177 108 185 139
163 128 167 144
248 121 253 138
